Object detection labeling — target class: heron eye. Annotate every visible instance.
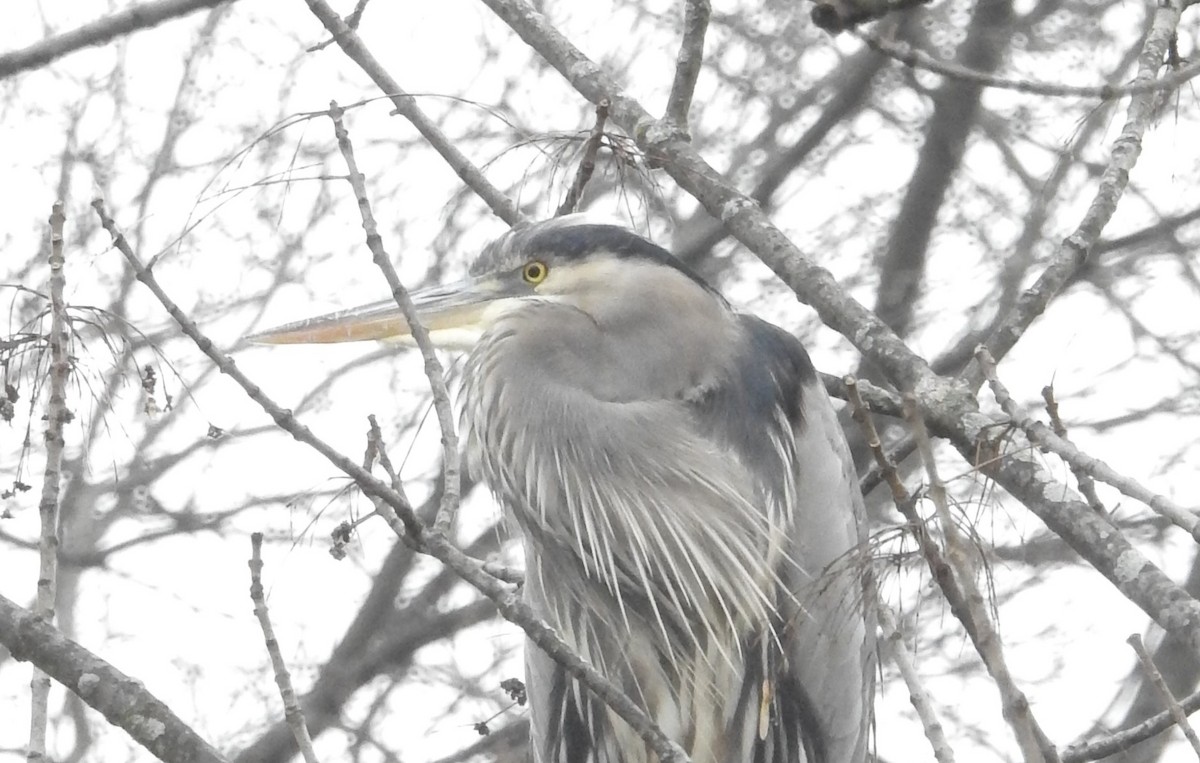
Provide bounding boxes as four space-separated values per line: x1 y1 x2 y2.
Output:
522 260 549 285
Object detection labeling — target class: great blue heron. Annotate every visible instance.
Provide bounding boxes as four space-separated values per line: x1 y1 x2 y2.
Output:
253 217 875 763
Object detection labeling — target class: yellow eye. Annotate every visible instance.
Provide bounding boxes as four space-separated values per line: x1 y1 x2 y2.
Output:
522 260 549 285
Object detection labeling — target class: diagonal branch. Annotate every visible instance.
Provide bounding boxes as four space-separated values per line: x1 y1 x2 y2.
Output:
0 0 231 80
0 592 228 763
300 0 523 226
977 347 1199 539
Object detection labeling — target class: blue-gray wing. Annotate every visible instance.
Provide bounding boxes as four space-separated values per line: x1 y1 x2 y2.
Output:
489 313 874 763
698 316 875 763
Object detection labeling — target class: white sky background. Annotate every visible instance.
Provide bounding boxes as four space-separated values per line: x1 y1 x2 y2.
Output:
2 0 1200 761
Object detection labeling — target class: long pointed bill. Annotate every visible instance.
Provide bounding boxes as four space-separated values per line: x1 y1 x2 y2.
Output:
247 278 514 349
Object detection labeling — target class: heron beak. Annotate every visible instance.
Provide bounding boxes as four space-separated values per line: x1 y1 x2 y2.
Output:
246 278 518 350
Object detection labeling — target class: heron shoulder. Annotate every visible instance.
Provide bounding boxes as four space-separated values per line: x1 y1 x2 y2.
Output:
690 315 817 429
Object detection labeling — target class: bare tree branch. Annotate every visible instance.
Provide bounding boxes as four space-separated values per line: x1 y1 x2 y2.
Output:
663 0 710 133
854 24 1200 99
1127 633 1200 758
248 533 319 763
300 0 523 225
908 395 1057 763
28 201 71 763
0 0 233 80
977 347 1199 539
0 592 227 763
877 602 956 763
871 0 1013 338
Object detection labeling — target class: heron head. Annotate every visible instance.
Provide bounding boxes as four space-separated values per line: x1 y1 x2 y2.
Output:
247 217 719 350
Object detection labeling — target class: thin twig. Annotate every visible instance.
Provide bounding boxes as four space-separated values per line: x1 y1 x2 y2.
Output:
93 198 691 763
976 347 1199 540
850 375 1032 762
328 102 462 536
822 371 903 416
877 602 957 763
849 379 957 762
906 395 1058 763
249 533 319 763
1063 686 1200 762
301 0 521 225
332 415 411 559
1042 385 1106 514
1127 633 1200 758
555 99 610 216
28 201 70 763
663 0 710 132
366 414 405 495
856 26 1200 101
845 376 908 502
846 378 957 601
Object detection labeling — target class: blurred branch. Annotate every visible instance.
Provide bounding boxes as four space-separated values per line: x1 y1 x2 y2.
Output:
300 0 522 225
871 0 1013 339
28 201 70 762
248 533 319 763
0 0 232 80
856 25 1200 99
0 592 227 763
674 46 886 270
809 0 929 34
929 37 1137 378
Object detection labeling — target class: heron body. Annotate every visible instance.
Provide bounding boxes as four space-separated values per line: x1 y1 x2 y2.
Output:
252 218 875 763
